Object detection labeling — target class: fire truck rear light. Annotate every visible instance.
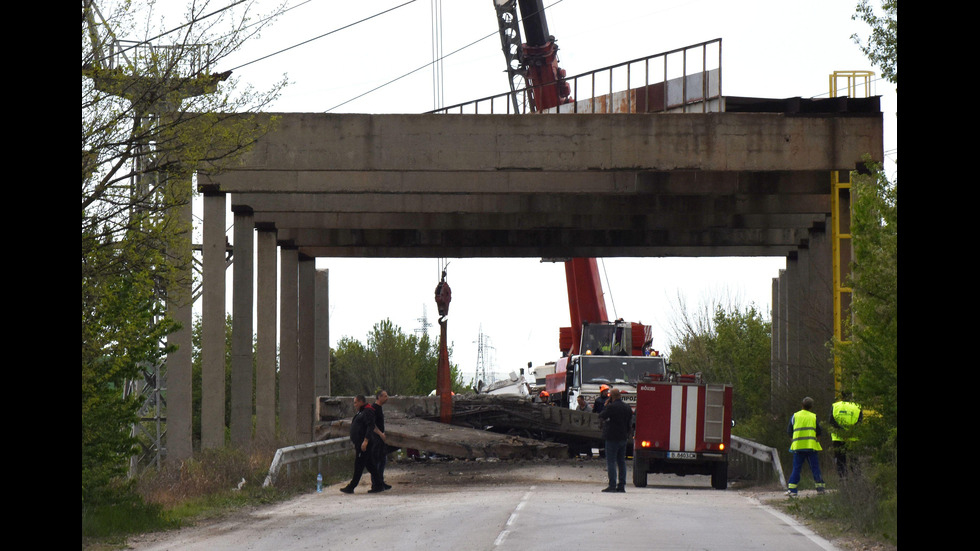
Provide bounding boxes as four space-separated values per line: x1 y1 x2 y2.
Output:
718 443 725 451
640 440 651 448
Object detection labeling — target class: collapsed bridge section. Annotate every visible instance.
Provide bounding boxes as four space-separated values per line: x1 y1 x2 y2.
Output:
315 394 605 460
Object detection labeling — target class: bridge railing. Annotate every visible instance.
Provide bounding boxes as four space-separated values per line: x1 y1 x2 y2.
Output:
262 437 352 488
428 38 722 115
729 435 787 488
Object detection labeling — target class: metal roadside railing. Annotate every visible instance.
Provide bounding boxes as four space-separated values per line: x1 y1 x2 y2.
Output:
729 435 787 488
428 38 722 115
263 430 786 489
263 437 352 488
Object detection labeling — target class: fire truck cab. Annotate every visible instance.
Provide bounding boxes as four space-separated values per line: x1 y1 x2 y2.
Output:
632 374 733 490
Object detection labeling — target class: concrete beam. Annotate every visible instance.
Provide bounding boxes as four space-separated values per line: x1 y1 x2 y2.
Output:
251 212 827 232
235 191 831 216
200 113 882 175
218 169 833 195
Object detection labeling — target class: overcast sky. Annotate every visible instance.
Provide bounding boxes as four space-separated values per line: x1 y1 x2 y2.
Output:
179 0 897 386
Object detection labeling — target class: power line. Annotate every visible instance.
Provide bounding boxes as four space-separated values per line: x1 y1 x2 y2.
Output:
325 0 568 112
227 0 418 72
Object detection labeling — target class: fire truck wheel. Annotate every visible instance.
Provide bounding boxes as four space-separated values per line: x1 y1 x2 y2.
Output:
711 461 728 490
632 457 648 487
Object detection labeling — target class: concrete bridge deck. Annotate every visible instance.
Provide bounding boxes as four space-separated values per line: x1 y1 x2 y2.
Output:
201 105 881 258
171 98 883 457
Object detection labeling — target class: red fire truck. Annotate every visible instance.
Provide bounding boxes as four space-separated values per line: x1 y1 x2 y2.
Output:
632 373 733 489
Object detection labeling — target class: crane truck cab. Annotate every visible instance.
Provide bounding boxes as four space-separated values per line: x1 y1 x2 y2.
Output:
560 353 667 411
547 321 667 410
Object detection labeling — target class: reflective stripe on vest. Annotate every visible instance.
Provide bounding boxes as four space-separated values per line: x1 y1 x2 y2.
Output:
790 410 822 451
831 401 860 442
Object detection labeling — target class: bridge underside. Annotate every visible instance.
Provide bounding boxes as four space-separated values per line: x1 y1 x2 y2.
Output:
201 103 881 259
169 100 882 457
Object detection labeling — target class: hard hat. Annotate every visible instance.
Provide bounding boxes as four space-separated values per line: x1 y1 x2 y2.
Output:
540 391 550 397
600 384 609 392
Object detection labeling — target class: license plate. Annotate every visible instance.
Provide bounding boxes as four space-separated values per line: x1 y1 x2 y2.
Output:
667 452 697 459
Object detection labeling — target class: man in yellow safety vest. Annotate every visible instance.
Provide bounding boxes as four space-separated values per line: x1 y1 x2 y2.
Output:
786 396 826 497
829 393 863 479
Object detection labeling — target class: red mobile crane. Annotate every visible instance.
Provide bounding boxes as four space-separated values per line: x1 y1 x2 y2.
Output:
491 5 733 488
493 0 657 409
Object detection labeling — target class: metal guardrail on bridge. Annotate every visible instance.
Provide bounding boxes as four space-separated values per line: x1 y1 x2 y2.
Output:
262 437 351 488
428 39 721 115
729 435 787 488
263 432 787 489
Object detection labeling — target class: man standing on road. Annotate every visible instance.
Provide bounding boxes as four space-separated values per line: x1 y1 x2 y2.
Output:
598 388 632 493
373 390 393 490
340 395 384 494
786 396 826 497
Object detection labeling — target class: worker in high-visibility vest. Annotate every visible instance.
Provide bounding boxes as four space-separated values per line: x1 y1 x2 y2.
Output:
829 393 863 479
786 396 826 497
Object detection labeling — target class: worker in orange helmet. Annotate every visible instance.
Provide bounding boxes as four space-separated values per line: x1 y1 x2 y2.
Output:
539 390 554 405
592 385 610 414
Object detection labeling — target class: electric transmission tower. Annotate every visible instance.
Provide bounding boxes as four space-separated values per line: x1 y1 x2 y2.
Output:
415 304 433 337
474 325 496 385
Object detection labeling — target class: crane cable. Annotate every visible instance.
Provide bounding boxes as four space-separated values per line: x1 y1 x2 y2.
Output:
600 258 617 320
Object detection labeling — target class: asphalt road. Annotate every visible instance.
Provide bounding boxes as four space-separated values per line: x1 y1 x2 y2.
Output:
126 458 839 551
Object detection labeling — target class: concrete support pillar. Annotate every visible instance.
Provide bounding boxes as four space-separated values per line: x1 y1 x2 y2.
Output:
297 255 315 442
202 191 227 449
784 254 800 394
800 225 834 405
315 269 331 398
775 268 789 397
231 209 254 447
165 176 194 461
279 246 298 443
770 275 781 410
255 227 278 444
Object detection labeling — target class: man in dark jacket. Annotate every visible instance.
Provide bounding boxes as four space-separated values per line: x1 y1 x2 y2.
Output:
373 390 392 490
598 388 632 492
592 385 610 414
340 395 384 494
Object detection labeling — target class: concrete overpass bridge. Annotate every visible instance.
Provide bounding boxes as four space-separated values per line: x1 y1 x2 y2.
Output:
164 95 883 459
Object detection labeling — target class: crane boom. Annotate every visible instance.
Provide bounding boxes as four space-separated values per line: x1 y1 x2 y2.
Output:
492 0 572 112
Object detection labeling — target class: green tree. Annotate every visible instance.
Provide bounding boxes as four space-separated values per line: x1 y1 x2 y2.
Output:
82 0 284 505
331 320 466 396
851 0 897 85
708 305 772 422
834 159 897 462
667 298 774 440
82 243 176 505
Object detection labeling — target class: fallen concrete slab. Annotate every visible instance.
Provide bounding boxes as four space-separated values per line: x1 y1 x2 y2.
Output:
315 394 605 460
316 417 567 460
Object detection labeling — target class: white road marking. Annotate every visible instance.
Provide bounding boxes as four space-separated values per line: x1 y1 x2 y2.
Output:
494 486 536 546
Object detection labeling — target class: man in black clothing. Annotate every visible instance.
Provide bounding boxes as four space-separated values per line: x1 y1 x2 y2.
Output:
340 395 384 494
373 390 392 490
592 385 610 414
598 388 632 492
